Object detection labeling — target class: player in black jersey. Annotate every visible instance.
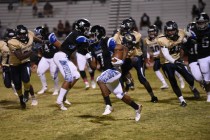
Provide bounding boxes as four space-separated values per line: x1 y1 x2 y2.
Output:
182 22 204 90
87 25 142 122
53 18 90 110
191 12 210 102
34 26 60 96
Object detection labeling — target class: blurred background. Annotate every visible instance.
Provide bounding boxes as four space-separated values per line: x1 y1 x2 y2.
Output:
0 0 209 39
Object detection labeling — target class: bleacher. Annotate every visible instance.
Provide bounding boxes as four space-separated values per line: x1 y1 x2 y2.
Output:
0 0 210 37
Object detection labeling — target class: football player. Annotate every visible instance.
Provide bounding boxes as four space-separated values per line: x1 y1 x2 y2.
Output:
145 25 185 89
182 22 204 89
34 26 60 96
87 25 142 121
191 12 210 102
114 18 158 103
53 18 90 110
157 21 200 107
7 25 41 109
0 28 17 96
73 20 96 90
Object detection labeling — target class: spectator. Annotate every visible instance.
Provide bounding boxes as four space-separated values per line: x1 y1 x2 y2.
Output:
198 0 206 13
43 1 53 17
57 20 64 38
43 24 49 34
64 20 71 36
139 13 151 30
154 16 163 32
32 3 38 16
191 5 200 20
8 2 13 11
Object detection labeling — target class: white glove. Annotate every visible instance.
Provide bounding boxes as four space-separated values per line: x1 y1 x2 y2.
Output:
85 52 92 60
111 57 124 67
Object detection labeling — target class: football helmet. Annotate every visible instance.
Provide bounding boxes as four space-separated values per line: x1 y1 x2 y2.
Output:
34 26 47 36
89 25 106 43
164 21 179 41
122 33 136 50
120 18 134 35
196 12 209 30
148 25 159 40
6 28 16 38
74 18 91 36
16 25 29 43
187 22 196 31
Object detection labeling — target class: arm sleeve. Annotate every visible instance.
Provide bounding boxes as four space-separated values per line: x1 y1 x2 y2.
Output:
161 47 176 63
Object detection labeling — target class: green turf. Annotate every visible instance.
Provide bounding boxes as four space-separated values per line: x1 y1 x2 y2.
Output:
0 68 210 140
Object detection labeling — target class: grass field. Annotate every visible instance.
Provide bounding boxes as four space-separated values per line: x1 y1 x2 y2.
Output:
0 68 210 140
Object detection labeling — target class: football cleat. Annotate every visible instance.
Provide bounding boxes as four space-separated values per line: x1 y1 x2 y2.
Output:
85 82 90 90
102 105 113 115
57 102 67 111
160 84 169 89
31 98 38 106
91 80 96 89
64 99 71 105
151 96 158 103
52 89 59 96
180 101 187 107
37 87 47 94
135 104 143 122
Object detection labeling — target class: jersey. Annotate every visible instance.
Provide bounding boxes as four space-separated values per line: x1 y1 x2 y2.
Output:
0 40 10 66
89 37 116 71
157 29 186 64
41 32 59 58
144 36 161 59
8 30 34 66
191 26 210 59
113 31 143 58
60 30 89 58
181 37 198 64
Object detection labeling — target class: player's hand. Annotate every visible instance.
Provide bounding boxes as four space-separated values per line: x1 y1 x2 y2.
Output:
85 52 92 60
111 57 124 67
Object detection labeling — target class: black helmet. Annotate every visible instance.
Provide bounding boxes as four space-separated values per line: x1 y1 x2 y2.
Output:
164 21 179 41
89 25 106 43
75 18 91 36
122 33 136 50
196 12 209 30
120 18 134 35
16 25 29 42
6 28 16 38
34 26 47 36
148 25 159 40
186 22 196 32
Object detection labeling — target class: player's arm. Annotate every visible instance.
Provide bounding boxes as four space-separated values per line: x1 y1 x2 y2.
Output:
13 48 33 61
48 33 61 48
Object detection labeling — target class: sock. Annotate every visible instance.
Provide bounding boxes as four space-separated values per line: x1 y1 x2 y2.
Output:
130 101 139 110
57 88 67 104
103 96 112 106
155 70 166 84
39 74 47 88
178 96 185 103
